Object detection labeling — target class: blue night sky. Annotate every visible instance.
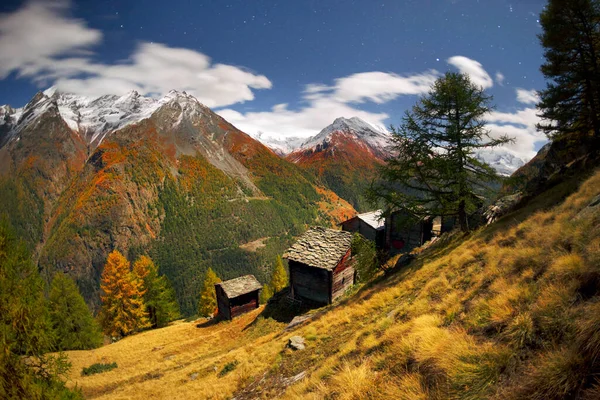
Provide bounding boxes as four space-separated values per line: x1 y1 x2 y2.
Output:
0 0 548 159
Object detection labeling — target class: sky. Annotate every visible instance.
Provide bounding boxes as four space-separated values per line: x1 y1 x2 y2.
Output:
0 0 548 161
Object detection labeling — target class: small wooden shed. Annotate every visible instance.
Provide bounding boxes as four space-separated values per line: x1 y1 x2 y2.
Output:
283 227 354 305
215 275 262 320
340 210 385 248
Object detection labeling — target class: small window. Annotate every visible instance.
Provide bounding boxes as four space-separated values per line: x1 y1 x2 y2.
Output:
342 277 346 285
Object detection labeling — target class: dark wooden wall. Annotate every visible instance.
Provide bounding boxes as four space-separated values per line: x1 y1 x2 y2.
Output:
332 249 354 302
215 285 231 320
289 260 330 304
229 291 259 319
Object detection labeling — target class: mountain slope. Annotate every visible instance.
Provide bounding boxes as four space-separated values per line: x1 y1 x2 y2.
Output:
62 163 600 400
0 90 355 315
286 117 391 211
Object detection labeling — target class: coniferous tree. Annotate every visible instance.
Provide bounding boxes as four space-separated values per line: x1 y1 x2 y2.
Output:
0 220 79 399
537 0 600 140
270 256 288 293
369 72 512 232
197 268 221 317
49 273 103 350
259 284 273 304
99 250 149 338
133 255 180 328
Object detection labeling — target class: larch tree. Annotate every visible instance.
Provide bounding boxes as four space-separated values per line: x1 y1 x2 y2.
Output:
99 250 149 338
369 72 512 232
197 268 221 317
259 284 273 304
270 256 288 293
49 273 103 350
537 0 600 140
133 255 180 328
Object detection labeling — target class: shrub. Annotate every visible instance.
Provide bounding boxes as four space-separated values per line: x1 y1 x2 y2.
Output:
512 348 585 400
328 360 379 400
81 362 118 376
218 361 239 377
503 312 536 349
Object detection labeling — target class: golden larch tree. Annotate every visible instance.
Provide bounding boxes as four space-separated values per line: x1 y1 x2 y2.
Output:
270 255 288 293
99 250 149 337
198 268 221 317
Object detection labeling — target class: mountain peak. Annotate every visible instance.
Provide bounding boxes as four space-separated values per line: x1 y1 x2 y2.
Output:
296 116 390 153
329 116 380 133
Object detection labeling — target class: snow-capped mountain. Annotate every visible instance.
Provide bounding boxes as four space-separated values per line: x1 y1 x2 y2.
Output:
299 116 390 154
476 149 526 176
284 117 392 210
0 88 356 314
251 132 306 156
0 87 211 150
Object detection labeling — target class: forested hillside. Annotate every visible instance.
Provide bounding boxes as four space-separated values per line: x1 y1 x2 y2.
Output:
0 90 355 315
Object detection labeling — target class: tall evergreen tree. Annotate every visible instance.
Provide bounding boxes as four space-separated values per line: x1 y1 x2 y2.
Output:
0 220 79 399
133 255 180 328
537 0 600 140
270 256 288 293
99 250 149 338
49 273 103 350
369 72 512 232
197 268 221 317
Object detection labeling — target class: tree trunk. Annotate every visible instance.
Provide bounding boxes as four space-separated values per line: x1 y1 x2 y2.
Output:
458 199 468 232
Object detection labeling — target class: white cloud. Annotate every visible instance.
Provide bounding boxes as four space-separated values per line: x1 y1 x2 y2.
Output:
516 88 540 105
219 96 390 139
0 0 101 79
218 70 439 139
329 71 440 103
485 107 546 160
447 56 494 89
0 1 271 108
495 72 505 86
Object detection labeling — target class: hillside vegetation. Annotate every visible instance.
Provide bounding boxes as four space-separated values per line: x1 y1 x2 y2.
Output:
63 168 600 399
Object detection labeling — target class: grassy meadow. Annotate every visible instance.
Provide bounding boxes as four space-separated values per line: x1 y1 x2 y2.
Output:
65 168 600 399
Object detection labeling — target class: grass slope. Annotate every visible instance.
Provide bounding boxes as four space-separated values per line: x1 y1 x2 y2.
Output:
64 168 600 399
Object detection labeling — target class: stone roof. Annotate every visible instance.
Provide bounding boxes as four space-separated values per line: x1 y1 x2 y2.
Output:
282 227 353 271
216 275 262 298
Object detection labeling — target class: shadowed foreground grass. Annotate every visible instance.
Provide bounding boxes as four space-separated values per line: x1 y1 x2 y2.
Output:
65 169 600 399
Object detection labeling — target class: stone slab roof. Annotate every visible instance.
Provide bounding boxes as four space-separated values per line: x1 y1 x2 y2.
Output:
216 275 262 298
283 227 353 271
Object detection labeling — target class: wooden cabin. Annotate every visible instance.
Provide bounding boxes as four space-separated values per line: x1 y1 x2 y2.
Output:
283 227 354 305
384 210 456 252
215 275 262 320
340 210 385 248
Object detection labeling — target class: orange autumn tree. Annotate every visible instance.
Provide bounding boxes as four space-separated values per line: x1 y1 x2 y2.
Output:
99 250 149 338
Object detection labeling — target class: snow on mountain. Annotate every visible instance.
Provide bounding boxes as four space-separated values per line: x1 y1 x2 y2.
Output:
251 133 306 156
0 88 211 149
299 117 391 153
476 149 526 176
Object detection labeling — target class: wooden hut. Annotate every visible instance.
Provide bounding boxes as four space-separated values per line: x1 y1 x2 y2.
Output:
283 227 354 305
215 275 262 320
340 210 385 248
384 210 434 252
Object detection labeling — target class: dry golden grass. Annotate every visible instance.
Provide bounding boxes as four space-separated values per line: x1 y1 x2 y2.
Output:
63 169 600 399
